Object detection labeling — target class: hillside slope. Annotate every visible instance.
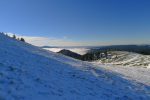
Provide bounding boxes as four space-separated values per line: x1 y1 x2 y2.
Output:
98 51 150 68
0 33 150 100
58 49 82 60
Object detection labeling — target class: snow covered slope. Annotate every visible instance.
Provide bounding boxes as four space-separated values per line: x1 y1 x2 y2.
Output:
0 33 150 100
97 51 150 68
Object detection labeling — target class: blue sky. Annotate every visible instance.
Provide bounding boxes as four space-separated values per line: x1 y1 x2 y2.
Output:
0 0 150 46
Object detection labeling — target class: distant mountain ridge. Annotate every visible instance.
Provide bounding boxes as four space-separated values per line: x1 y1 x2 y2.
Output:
42 45 150 55
90 45 150 55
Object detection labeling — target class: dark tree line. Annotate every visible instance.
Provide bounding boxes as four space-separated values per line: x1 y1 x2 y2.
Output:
9 34 25 42
0 32 25 42
81 51 110 61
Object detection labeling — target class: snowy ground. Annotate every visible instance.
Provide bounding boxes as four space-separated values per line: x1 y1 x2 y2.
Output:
98 51 150 68
92 63 150 86
92 51 150 88
0 33 150 100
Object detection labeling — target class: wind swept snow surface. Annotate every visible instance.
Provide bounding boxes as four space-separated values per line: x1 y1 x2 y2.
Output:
0 33 150 100
98 51 150 68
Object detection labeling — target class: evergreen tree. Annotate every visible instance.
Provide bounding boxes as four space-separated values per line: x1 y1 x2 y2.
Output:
13 34 16 39
17 38 20 40
20 38 25 42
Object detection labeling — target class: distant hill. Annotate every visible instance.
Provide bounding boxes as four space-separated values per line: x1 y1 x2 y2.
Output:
58 49 82 60
94 51 150 67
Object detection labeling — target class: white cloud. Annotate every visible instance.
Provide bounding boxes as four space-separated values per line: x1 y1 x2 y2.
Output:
6 32 96 46
6 32 149 47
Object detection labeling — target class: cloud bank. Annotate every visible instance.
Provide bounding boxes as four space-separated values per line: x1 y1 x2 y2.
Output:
6 32 149 47
6 32 98 46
